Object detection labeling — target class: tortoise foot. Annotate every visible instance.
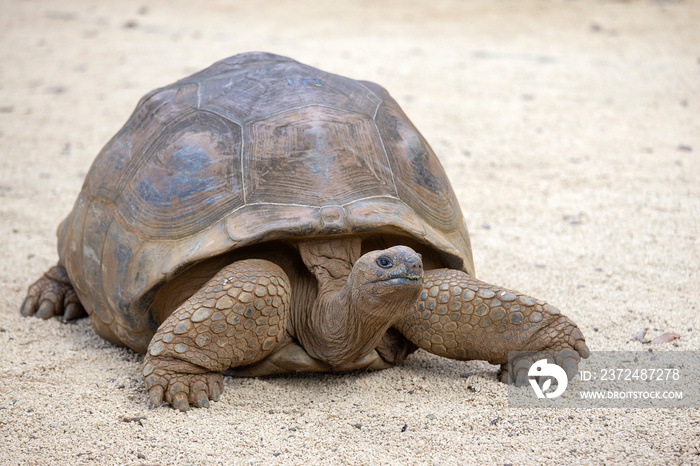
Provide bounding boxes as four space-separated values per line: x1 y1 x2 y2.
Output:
498 313 590 386
499 346 583 387
21 264 86 322
143 357 223 411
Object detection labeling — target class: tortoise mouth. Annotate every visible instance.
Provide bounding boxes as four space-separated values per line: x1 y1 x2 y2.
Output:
373 273 423 286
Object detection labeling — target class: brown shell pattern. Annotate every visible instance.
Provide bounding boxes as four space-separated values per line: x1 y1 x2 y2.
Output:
57 52 473 348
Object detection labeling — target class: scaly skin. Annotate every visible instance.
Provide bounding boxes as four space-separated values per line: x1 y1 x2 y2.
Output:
396 268 589 384
143 259 290 411
20 264 86 321
22 255 589 409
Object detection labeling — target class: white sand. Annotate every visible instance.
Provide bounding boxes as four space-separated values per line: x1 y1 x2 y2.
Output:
1 0 699 464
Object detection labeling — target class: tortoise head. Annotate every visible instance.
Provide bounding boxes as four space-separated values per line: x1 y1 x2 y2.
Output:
346 246 424 314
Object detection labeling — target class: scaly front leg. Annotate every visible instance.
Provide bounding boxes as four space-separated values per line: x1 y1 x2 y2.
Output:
395 269 589 385
143 259 290 411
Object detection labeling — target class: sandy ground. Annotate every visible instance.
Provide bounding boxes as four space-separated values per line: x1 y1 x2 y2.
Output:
1 0 699 464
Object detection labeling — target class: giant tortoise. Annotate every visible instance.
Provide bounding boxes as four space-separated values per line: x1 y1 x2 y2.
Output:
22 52 589 411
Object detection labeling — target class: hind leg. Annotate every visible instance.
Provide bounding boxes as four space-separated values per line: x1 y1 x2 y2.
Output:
21 264 86 321
143 259 290 411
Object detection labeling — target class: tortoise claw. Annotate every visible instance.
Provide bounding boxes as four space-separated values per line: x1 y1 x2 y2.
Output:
194 390 210 408
172 391 190 412
514 365 530 387
20 296 38 317
35 300 57 319
63 302 86 322
148 385 164 408
575 339 591 359
171 392 190 412
210 379 222 402
560 348 580 380
190 380 210 408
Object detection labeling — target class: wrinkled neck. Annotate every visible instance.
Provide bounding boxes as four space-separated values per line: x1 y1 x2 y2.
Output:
294 238 415 367
300 270 413 367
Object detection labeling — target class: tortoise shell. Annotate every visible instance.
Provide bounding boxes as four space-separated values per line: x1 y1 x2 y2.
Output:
57 52 474 353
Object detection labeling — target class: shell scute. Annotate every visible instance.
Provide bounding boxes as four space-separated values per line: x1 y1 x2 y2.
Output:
85 83 199 202
369 82 462 233
116 110 243 239
195 59 381 124
243 106 396 206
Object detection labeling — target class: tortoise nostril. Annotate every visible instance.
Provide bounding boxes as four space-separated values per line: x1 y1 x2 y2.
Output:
409 257 422 270
405 257 423 277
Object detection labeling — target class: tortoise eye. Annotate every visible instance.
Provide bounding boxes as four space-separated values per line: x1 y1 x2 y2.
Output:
376 256 393 269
